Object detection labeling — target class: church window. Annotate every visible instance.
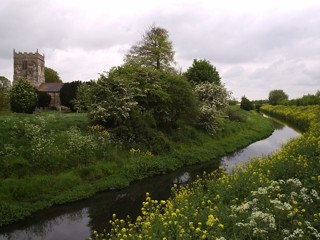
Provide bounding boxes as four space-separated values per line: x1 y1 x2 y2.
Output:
22 61 28 70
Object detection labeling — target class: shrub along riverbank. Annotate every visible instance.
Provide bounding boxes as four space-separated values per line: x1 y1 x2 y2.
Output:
0 106 274 226
95 105 320 239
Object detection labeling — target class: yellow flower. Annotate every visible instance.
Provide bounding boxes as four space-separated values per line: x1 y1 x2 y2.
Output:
206 214 218 227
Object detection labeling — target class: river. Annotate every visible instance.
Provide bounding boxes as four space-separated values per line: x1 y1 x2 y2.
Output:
0 117 301 240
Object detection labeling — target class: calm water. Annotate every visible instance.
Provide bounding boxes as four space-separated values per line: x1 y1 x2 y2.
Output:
0 118 300 240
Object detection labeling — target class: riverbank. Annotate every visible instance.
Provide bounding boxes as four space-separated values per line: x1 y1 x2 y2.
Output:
101 105 320 240
0 107 274 226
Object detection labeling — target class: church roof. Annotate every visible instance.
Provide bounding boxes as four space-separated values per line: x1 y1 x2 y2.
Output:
38 83 64 92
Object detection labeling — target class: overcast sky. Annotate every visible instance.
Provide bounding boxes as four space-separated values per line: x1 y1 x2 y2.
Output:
1 0 320 100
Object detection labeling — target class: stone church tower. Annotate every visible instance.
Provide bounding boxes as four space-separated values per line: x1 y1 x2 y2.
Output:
13 49 45 87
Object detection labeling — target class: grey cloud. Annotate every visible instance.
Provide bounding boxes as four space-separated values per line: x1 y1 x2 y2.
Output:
1 0 320 100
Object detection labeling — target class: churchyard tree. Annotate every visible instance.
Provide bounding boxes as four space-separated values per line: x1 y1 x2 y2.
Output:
45 67 62 83
60 81 81 111
10 77 37 113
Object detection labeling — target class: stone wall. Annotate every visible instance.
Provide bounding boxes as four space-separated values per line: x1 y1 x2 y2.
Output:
13 50 45 87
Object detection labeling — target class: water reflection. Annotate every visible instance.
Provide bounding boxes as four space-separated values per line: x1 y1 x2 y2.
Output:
173 172 191 185
0 118 301 240
222 122 300 171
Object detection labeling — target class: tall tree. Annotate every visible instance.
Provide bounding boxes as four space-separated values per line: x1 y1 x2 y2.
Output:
124 24 175 71
268 89 288 105
45 67 62 83
184 59 221 85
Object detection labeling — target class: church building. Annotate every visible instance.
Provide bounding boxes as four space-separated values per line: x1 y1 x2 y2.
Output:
13 50 63 108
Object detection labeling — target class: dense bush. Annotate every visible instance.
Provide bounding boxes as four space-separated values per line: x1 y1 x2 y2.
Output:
10 78 37 113
240 96 254 111
36 91 51 108
75 66 199 151
60 81 81 111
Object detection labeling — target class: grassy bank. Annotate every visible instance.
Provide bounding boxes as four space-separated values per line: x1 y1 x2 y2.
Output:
97 105 320 239
0 107 274 226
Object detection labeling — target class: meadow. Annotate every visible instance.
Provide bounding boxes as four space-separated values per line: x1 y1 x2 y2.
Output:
0 106 274 226
94 105 320 239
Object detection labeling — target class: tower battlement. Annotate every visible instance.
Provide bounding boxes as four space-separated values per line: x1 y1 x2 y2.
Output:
14 50 45 61
13 49 45 86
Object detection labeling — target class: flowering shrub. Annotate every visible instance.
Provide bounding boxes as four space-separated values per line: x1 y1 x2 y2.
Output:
87 74 142 128
194 83 231 134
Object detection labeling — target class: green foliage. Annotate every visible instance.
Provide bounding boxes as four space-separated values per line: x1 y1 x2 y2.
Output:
268 89 289 105
60 81 81 111
76 66 199 151
280 91 320 106
240 96 254 111
184 59 221 85
36 91 51 108
159 74 199 128
44 67 62 83
74 81 95 112
124 24 176 72
9 78 37 113
0 76 11 110
0 76 11 88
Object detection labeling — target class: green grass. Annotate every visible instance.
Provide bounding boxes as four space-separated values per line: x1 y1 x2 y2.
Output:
0 107 274 226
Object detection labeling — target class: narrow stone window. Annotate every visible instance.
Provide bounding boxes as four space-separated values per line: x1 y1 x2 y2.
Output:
22 61 28 70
